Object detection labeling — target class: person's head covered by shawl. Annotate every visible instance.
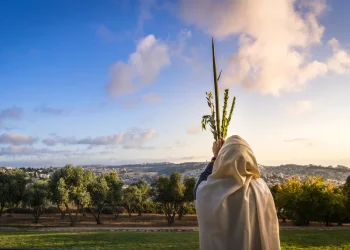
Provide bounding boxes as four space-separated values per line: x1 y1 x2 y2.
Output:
196 135 280 250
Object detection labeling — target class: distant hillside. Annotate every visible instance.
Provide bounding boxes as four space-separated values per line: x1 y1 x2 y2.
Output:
104 162 209 175
83 162 350 186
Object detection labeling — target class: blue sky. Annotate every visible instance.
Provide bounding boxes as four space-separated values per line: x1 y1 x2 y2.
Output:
1 0 350 167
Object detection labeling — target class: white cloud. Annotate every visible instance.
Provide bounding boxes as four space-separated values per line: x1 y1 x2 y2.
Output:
42 136 77 146
327 38 350 74
288 101 313 116
0 107 23 127
187 125 201 135
120 128 157 149
179 0 330 95
78 135 122 146
107 34 170 98
0 145 67 156
42 128 156 149
0 133 38 146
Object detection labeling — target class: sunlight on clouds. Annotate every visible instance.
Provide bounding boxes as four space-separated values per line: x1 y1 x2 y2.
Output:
107 34 170 98
179 0 350 95
327 38 350 74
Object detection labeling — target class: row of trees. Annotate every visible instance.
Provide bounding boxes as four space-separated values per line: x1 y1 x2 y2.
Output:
0 165 196 226
272 176 350 226
2 165 350 227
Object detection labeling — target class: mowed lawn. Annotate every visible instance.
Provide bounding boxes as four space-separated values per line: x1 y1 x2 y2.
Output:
0 230 350 249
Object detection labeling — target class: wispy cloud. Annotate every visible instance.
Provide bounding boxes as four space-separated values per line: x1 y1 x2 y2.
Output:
169 28 192 59
122 93 162 109
107 34 170 98
34 105 63 115
0 133 38 146
42 128 156 149
288 101 313 116
0 106 23 128
122 97 140 109
284 138 313 146
42 136 77 146
174 140 186 147
95 24 118 42
178 0 350 95
0 145 69 156
136 0 156 36
141 93 162 103
187 125 201 135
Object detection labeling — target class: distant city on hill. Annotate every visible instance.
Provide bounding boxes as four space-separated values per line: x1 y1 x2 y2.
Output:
82 162 350 187
2 162 349 187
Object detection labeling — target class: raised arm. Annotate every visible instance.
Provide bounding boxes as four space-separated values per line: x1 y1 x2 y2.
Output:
194 138 225 200
194 160 214 200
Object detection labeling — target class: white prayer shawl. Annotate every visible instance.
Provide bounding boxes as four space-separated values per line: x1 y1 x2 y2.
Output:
196 135 280 250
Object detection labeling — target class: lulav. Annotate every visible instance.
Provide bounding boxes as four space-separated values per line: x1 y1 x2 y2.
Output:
201 38 237 140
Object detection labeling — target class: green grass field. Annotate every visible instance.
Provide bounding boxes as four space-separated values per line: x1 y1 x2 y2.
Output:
0 230 349 249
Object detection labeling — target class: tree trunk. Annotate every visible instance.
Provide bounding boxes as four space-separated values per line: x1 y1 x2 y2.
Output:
325 214 330 227
65 204 77 227
164 204 174 226
0 203 4 217
166 212 174 226
178 205 185 220
138 203 143 216
8 203 13 217
33 207 42 224
57 205 66 220
82 207 87 217
171 212 176 223
74 206 79 224
33 212 39 223
127 205 132 218
114 212 119 220
166 212 172 226
112 206 120 220
60 210 66 220
97 212 101 224
33 213 39 224
91 208 103 225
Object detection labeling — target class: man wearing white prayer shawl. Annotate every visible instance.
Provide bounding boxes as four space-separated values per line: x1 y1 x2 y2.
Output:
194 135 280 250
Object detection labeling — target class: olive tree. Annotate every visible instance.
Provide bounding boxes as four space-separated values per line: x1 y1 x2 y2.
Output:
88 175 109 224
105 171 124 220
51 165 93 226
23 180 49 223
151 173 185 226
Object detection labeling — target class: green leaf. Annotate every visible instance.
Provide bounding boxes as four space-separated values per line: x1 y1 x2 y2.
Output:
212 38 220 141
